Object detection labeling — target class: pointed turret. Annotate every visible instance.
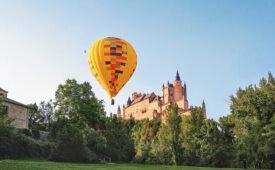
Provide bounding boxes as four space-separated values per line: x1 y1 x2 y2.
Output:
123 104 125 120
175 70 180 81
117 105 121 118
202 100 207 119
127 97 132 106
162 83 164 88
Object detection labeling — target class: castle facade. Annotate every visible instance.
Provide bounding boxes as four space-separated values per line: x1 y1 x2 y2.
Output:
117 71 206 121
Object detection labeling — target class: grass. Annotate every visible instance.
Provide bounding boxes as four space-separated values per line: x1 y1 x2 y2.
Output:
0 159 258 170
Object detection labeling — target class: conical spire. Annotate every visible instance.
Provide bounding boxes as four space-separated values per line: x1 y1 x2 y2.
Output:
175 70 180 81
202 100 205 105
118 105 121 111
162 83 164 88
127 97 132 105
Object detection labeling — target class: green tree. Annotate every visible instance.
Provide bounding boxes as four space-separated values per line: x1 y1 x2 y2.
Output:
226 72 275 168
54 79 105 129
199 119 231 167
148 103 181 165
49 119 95 162
180 106 204 166
132 116 161 163
104 117 135 162
39 100 54 131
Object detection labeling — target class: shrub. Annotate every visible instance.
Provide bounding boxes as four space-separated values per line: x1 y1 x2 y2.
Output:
0 126 53 159
49 122 96 162
18 128 32 137
32 129 40 139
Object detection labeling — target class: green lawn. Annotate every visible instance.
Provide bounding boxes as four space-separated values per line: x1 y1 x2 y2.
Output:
0 159 257 170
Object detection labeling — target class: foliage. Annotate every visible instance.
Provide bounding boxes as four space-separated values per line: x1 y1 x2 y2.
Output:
28 101 54 131
49 119 95 162
227 72 275 168
180 107 204 166
199 119 232 167
132 116 161 163
104 117 135 162
54 79 105 129
148 103 182 165
0 126 52 159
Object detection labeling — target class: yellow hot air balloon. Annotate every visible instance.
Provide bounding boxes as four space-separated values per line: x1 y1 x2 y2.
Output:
88 37 137 104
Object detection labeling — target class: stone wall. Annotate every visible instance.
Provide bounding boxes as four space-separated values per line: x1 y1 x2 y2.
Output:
4 102 28 129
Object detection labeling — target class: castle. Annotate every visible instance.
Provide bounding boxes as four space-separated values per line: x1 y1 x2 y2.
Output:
117 71 206 121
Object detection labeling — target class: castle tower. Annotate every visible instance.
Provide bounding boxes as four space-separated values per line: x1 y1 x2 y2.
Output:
123 104 126 120
202 100 207 119
183 82 188 109
132 92 138 101
117 105 121 118
173 70 183 101
163 81 173 104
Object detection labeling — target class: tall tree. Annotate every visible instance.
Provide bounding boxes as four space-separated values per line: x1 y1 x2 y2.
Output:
148 103 181 165
39 100 55 130
180 106 204 166
227 72 275 168
54 79 105 128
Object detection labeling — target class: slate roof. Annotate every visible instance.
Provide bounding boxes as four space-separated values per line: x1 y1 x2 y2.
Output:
4 97 28 108
128 93 157 106
0 88 8 93
175 70 181 81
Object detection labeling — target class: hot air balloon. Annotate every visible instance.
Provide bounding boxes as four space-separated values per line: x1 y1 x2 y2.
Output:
88 37 137 105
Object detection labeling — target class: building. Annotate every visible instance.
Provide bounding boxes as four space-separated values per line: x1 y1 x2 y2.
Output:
0 87 28 128
117 71 206 121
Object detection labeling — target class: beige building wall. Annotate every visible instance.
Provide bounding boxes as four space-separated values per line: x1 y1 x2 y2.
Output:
125 98 154 120
4 102 28 128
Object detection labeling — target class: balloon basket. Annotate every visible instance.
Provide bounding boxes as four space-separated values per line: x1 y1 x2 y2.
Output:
111 99 114 105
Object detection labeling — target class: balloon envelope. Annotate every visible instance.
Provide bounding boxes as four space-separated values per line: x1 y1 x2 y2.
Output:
88 37 137 98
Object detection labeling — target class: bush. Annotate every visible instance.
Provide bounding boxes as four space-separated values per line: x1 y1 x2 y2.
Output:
49 122 96 162
18 128 32 137
32 129 40 139
0 126 53 159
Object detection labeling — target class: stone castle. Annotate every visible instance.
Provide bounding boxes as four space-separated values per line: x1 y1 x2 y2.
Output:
117 71 206 121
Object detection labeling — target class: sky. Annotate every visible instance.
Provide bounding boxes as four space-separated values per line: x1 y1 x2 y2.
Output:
0 0 274 120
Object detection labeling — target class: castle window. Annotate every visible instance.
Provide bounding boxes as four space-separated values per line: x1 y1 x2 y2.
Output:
142 108 147 113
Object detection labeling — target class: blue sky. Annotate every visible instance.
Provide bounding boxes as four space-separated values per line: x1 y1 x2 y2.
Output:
0 0 274 120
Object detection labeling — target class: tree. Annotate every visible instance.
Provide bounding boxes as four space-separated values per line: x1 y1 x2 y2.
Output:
39 100 54 130
148 103 181 165
49 119 95 162
28 101 54 131
54 79 105 129
199 119 231 167
104 117 135 162
180 106 204 166
132 116 161 163
226 72 275 168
